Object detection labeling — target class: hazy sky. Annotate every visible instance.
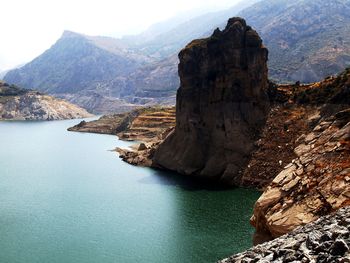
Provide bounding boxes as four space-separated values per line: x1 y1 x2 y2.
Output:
0 0 239 71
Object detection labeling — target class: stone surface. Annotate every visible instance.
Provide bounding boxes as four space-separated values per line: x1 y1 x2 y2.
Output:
250 107 350 240
219 207 350 263
241 68 350 189
152 18 270 185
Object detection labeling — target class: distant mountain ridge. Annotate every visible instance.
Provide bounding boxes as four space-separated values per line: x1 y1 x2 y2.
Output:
239 0 350 82
122 0 260 59
4 0 350 113
4 0 256 113
4 31 149 94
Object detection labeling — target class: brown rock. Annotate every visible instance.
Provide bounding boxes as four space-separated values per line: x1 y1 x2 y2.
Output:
152 17 269 185
138 143 147 151
251 107 350 241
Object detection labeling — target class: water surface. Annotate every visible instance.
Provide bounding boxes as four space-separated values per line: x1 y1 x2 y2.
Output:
0 119 260 263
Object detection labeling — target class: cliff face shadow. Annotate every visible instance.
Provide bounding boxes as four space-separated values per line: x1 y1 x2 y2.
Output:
138 168 233 191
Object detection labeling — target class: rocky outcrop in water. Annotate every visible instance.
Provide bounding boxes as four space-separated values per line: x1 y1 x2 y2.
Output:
0 81 92 120
220 206 350 263
152 18 269 185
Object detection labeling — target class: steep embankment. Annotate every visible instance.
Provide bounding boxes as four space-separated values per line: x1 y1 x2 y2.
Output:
152 18 270 185
247 69 350 243
0 81 91 120
220 206 350 263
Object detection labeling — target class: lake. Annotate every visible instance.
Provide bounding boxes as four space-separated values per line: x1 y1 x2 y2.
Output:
0 119 260 263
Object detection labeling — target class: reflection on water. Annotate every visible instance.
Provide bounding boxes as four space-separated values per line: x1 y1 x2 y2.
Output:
138 169 234 191
0 119 260 263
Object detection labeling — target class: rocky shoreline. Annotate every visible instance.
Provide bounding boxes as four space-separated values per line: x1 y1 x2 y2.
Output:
0 81 92 120
220 206 350 263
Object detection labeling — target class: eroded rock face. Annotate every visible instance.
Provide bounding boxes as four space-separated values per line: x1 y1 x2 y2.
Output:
251 108 350 240
153 18 269 185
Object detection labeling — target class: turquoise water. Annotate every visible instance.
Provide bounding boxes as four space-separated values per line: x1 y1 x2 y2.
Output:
0 119 260 263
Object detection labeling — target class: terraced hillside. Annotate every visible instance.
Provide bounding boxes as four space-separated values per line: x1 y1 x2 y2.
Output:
69 106 175 142
118 107 175 142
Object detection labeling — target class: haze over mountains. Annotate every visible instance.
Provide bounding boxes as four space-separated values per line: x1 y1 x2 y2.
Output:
241 0 350 82
4 0 350 113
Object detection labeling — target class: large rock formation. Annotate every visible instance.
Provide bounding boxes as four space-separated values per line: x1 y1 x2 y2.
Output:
153 18 269 185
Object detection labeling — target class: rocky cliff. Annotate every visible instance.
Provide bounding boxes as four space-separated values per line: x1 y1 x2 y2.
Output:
243 69 350 243
152 18 270 185
251 107 350 241
0 81 92 120
220 206 350 263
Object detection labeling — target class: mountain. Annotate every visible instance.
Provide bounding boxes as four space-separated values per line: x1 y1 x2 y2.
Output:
5 0 350 113
123 0 260 59
106 0 260 104
239 0 350 83
0 70 8 79
121 7 223 45
106 54 178 103
3 0 259 113
0 81 92 120
4 31 149 94
115 0 350 99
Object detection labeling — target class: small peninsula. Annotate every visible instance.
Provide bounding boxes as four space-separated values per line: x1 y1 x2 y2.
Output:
0 81 92 120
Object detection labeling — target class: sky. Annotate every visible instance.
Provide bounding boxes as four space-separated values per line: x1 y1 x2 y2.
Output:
0 0 240 72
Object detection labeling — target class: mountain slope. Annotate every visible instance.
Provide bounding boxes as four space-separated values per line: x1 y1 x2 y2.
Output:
0 70 9 79
125 0 260 59
107 54 178 103
4 31 148 94
2 1 259 113
106 0 260 103
115 0 350 101
239 0 350 82
5 0 350 113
